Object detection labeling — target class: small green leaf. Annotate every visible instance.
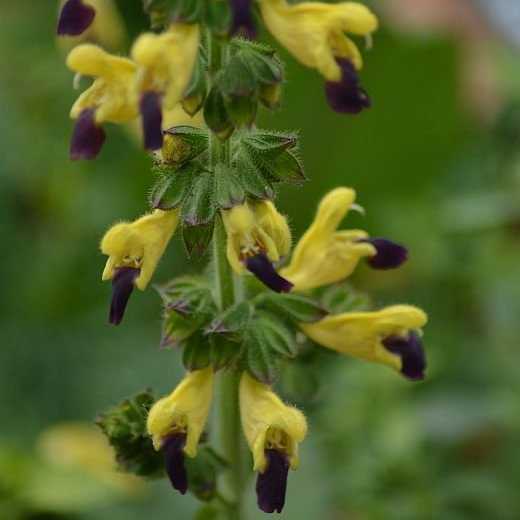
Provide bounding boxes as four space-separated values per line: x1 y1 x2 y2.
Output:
182 52 207 116
219 53 257 97
183 332 212 370
162 126 208 164
203 85 234 140
214 163 245 209
319 283 372 314
182 220 214 257
206 301 253 337
182 170 215 226
149 166 193 210
204 0 231 36
256 292 328 323
209 334 242 370
226 93 258 128
245 328 280 384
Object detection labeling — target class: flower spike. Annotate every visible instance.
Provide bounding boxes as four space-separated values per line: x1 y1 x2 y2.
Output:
101 209 179 324
66 44 137 160
57 0 96 36
240 372 307 513
222 202 293 292
300 305 428 379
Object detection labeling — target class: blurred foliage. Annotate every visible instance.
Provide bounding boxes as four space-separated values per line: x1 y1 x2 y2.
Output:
2 1 520 519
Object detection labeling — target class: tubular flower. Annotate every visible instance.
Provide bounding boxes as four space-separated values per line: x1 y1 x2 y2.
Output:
147 368 214 494
221 201 293 292
301 305 428 380
239 373 307 514
66 44 137 160
281 187 407 292
57 0 96 36
101 209 180 325
131 23 200 151
259 0 378 113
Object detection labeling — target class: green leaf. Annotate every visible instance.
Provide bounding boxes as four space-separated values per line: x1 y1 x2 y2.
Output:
149 165 193 210
219 53 257 97
182 51 207 116
256 292 328 323
214 163 245 209
244 313 297 383
204 0 231 36
206 301 253 338
319 283 372 314
209 334 242 370
182 170 215 226
226 93 258 128
235 151 274 199
203 85 234 140
186 445 227 502
183 332 212 370
182 220 214 257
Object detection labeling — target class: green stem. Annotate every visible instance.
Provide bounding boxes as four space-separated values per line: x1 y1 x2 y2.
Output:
208 30 248 520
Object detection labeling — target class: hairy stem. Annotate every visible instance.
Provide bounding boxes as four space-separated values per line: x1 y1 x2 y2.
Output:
209 30 248 520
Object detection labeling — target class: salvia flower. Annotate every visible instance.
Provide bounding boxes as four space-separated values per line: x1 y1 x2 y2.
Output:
147 368 214 494
239 372 307 513
259 0 378 113
66 44 137 159
57 0 96 36
221 201 293 292
230 0 257 39
131 23 200 151
281 187 406 291
300 305 428 379
100 209 180 324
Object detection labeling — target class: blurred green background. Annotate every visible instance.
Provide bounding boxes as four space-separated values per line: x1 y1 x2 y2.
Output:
2 1 520 519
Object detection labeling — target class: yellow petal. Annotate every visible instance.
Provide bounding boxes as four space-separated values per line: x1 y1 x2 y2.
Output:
239 372 307 472
147 368 214 457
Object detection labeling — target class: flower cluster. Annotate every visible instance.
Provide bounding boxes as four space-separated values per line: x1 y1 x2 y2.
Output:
55 0 429 517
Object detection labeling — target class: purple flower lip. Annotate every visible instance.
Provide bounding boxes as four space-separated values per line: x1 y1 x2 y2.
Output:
140 91 163 151
360 238 408 270
245 253 293 293
383 331 426 381
325 58 371 114
256 449 290 514
70 108 106 161
163 433 188 495
230 0 257 39
109 267 140 326
57 0 96 36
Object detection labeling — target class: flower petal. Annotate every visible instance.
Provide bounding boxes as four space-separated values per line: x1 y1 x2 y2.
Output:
109 267 139 325
256 449 289 513
363 238 408 269
70 108 105 160
245 253 293 293
383 331 426 380
140 91 163 151
163 433 188 494
325 58 371 114
57 0 96 36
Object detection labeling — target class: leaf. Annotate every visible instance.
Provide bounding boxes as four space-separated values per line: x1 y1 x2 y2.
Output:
218 53 256 97
245 328 279 384
183 332 212 370
203 84 234 140
209 334 242 370
214 163 245 209
149 165 193 210
182 170 215 226
162 126 209 164
182 220 214 257
205 301 253 338
186 445 228 501
256 292 328 323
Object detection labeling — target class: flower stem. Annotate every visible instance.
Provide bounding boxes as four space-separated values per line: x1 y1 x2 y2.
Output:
209 30 248 520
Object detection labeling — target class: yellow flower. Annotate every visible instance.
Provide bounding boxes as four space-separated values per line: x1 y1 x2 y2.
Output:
260 0 378 81
57 0 126 52
281 187 376 291
100 209 179 324
147 368 214 456
240 372 307 513
131 23 200 150
301 305 428 379
66 44 137 159
221 202 293 292
240 372 306 471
